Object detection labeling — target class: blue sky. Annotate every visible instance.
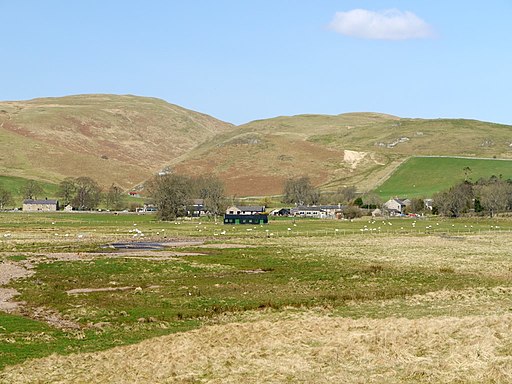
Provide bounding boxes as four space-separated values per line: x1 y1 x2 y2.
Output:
1 1 511 125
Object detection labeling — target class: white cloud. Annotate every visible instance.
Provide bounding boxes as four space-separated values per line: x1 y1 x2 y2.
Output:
329 9 434 40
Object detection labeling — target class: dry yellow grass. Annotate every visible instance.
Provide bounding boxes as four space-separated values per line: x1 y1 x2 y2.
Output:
1 312 511 383
274 233 512 277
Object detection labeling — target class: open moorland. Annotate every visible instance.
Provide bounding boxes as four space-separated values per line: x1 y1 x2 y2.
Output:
0 95 234 189
2 94 512 196
1 212 511 383
173 114 512 195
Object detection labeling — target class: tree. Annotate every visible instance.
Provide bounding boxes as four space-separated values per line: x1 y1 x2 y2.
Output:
477 181 510 217
283 176 319 206
0 186 13 209
146 174 192 220
71 177 102 210
433 182 474 217
335 186 357 204
21 180 43 200
362 192 382 209
463 166 472 181
57 177 77 206
105 184 125 211
342 205 363 219
259 196 273 209
406 198 426 214
353 197 364 207
192 175 225 216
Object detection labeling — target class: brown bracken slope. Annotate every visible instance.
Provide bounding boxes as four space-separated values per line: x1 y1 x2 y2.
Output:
0 94 234 189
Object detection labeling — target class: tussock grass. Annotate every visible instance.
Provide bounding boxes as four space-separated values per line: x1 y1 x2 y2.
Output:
1 313 511 383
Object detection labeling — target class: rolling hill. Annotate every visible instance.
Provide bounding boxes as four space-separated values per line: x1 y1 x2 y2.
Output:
171 113 512 196
0 94 234 189
1 94 512 197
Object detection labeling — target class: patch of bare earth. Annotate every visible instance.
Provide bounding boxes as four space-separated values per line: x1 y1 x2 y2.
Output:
66 285 160 295
1 313 511 383
343 149 367 169
0 261 34 312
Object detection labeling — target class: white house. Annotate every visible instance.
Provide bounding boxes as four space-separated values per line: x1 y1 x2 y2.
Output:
290 206 326 218
383 198 407 216
225 206 265 215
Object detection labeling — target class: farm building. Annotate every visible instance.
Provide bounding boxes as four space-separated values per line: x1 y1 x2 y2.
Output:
224 213 268 225
383 198 410 216
225 205 266 215
270 208 290 216
187 199 206 217
291 206 326 219
291 205 343 219
23 199 59 212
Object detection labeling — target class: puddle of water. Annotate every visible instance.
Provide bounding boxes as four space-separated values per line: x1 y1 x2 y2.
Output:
102 241 204 251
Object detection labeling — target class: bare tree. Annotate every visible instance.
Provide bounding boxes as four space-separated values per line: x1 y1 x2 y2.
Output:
406 198 426 214
192 175 225 216
146 174 192 220
72 177 102 210
342 205 363 219
283 176 319 206
362 192 382 208
21 180 43 200
433 182 473 217
336 186 357 204
57 177 77 206
105 183 125 211
477 181 510 217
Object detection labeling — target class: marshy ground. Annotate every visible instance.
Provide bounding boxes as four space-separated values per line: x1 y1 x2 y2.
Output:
0 213 511 383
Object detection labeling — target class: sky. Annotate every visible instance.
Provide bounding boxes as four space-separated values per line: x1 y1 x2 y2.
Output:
1 1 511 125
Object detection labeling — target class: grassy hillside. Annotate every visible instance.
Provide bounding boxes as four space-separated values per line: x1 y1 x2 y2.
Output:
172 113 512 196
375 156 512 199
2 95 512 197
0 175 58 208
0 94 234 189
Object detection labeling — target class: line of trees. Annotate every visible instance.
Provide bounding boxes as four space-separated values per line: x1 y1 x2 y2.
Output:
1 173 226 215
282 177 383 207
433 176 512 217
146 174 225 220
58 177 125 210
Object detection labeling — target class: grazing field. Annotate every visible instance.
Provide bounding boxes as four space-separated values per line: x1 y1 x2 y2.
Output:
0 175 58 207
375 156 512 199
0 212 512 383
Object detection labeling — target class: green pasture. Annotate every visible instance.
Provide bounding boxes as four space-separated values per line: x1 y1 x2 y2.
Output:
375 156 512 199
1 212 512 369
0 212 510 249
0 175 59 207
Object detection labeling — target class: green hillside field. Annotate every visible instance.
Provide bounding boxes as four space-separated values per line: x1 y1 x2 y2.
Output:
0 175 59 208
375 156 512 199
